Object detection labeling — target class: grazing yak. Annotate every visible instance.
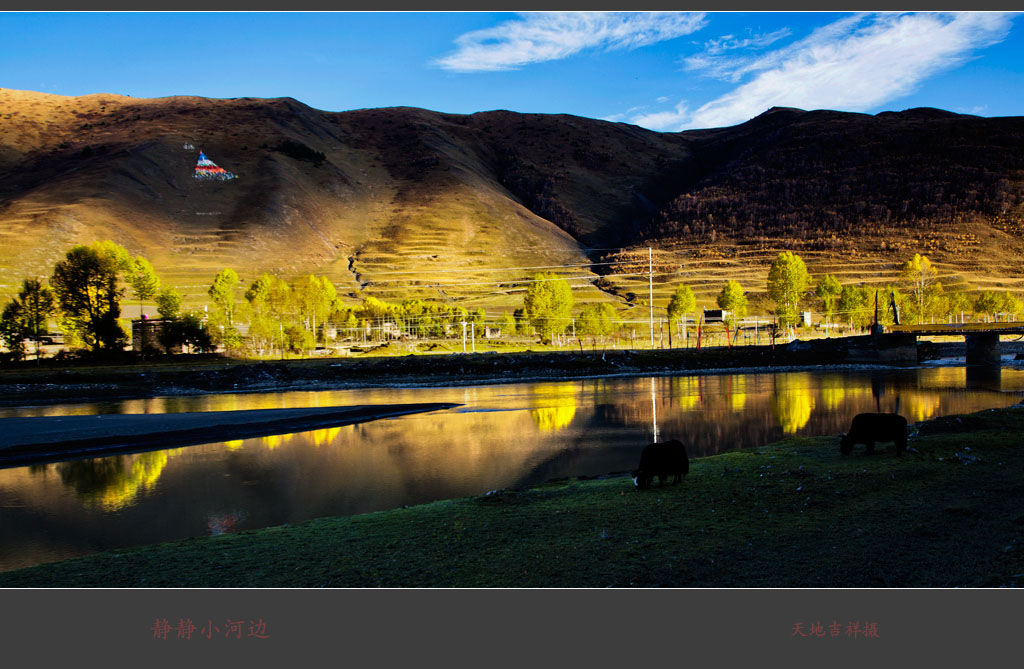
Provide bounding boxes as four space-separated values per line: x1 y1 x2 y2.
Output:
632 439 689 489
839 413 908 456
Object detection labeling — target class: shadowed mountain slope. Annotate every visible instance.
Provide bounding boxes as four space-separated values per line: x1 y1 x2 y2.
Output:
1 89 1023 311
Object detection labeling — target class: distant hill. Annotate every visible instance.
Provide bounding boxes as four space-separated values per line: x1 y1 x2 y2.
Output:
1 88 1023 313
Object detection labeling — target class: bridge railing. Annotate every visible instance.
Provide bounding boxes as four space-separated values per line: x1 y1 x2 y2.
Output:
888 322 1024 334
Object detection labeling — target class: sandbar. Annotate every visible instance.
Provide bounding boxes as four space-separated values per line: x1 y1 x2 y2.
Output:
0 403 461 467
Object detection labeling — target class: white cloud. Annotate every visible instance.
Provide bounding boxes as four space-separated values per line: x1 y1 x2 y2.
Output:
957 104 990 115
435 11 707 73
632 12 1017 132
602 105 648 122
630 101 691 131
698 27 792 57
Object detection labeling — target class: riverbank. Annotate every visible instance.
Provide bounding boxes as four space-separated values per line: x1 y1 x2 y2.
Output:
3 404 1022 587
3 338 1013 406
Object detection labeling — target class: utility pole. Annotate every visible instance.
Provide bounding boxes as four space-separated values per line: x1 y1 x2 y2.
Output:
461 319 467 353
471 322 475 353
648 246 654 348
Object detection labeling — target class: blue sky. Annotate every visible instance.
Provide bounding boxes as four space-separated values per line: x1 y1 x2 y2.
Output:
2 11 1022 130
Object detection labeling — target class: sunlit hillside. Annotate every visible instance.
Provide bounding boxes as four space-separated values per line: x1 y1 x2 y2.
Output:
2 88 1023 317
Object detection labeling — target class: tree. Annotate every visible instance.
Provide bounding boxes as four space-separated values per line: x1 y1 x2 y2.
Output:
155 287 182 320
355 295 395 341
513 307 532 336
50 241 131 351
283 324 316 353
245 273 292 354
667 284 696 346
124 256 160 318
838 284 871 330
815 274 842 331
331 302 359 339
1001 291 1023 319
576 303 618 349
293 275 336 345
3 279 57 360
159 312 212 354
942 291 972 322
716 280 747 328
974 290 1021 321
499 312 517 337
208 268 239 326
973 291 1001 320
899 253 943 324
0 300 26 361
766 251 811 327
523 272 574 344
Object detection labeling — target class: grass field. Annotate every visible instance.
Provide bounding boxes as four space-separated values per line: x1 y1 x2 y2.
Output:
2 404 1022 587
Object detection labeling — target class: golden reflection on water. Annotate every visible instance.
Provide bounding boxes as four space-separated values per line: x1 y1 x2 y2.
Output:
310 426 343 447
772 373 816 434
6 367 1024 519
902 393 942 423
529 383 578 431
261 432 295 450
55 450 177 511
6 367 1024 571
671 376 702 411
728 375 748 412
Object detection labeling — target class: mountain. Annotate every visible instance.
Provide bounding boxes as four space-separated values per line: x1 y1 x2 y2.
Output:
1 88 1023 312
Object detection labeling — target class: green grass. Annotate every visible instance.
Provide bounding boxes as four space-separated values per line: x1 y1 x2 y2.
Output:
3 406 1024 587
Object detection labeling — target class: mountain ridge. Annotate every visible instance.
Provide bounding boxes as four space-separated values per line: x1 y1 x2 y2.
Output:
1 88 1023 313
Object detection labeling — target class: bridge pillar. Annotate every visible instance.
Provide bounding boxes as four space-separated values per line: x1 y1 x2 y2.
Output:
965 333 1001 366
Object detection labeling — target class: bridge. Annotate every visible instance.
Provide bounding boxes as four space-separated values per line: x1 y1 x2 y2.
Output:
887 322 1024 365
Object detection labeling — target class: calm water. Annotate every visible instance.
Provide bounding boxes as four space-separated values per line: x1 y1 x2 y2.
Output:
2 364 1022 571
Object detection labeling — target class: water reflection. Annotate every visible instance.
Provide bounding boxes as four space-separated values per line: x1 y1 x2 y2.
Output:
56 451 174 511
3 365 1024 571
772 374 815 434
529 383 578 431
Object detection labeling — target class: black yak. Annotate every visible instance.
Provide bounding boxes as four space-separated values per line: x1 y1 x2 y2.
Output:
632 439 689 488
839 413 908 456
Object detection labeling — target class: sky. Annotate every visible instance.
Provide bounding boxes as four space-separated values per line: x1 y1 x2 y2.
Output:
1 11 1023 131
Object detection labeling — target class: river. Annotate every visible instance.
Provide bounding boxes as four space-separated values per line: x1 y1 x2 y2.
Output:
1 363 1022 572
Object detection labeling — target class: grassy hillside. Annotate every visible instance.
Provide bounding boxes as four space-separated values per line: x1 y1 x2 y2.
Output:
2 89 1024 319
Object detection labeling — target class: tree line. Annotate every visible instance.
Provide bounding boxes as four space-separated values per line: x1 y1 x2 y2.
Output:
1 241 1021 361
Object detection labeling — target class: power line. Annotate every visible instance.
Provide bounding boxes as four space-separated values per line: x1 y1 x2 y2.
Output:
353 260 633 276
364 271 653 288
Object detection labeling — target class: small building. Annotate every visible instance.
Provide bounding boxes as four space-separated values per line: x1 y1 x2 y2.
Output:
703 309 730 323
132 318 181 354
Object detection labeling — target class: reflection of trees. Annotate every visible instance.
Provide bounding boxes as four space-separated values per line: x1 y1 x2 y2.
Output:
261 433 295 450
772 374 815 434
529 383 578 431
820 385 846 412
309 427 342 447
57 451 170 511
671 376 702 411
901 392 942 423
727 376 747 412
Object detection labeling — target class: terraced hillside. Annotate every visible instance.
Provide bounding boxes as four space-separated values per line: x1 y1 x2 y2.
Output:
1 88 1023 319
